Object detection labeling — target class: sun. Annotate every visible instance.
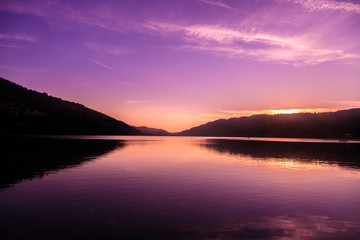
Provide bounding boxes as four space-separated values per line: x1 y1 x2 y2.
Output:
267 108 335 115
269 109 301 115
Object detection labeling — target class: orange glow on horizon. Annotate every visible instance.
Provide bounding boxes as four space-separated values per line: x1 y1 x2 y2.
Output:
111 107 342 133
267 108 336 115
269 109 301 114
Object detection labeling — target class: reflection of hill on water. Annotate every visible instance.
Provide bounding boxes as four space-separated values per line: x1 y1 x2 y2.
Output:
0 137 125 188
201 139 360 169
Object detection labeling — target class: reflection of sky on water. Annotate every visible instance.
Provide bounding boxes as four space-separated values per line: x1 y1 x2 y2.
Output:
1 137 360 239
181 214 360 240
201 139 360 169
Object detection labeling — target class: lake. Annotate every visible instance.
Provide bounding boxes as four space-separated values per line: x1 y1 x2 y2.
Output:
1 136 360 239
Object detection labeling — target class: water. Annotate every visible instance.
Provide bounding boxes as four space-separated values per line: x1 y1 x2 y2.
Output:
1 136 360 239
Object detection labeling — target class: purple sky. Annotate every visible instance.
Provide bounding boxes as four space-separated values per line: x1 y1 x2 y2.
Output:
1 0 360 132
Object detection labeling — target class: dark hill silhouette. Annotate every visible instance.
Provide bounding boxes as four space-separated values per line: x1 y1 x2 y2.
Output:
178 109 360 139
135 126 171 136
0 77 141 135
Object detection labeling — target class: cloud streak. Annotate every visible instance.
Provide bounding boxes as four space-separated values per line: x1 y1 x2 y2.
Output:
326 100 360 107
0 33 38 42
0 43 20 49
147 22 305 47
126 100 148 104
85 42 135 56
0 64 46 73
88 59 119 71
1 0 359 66
197 0 239 12
281 0 360 14
146 22 359 66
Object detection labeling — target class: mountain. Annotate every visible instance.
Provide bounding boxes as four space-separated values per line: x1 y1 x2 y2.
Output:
134 126 171 136
0 77 141 135
178 109 360 139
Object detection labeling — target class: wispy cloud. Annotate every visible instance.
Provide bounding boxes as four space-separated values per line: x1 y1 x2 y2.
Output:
0 43 20 48
0 64 46 73
146 22 303 46
146 22 359 66
2 0 359 66
197 0 238 12
84 42 136 56
198 0 298 26
126 100 148 104
326 100 360 107
0 0 140 34
0 33 38 42
279 0 360 14
174 108 228 119
88 59 119 71
246 47 359 66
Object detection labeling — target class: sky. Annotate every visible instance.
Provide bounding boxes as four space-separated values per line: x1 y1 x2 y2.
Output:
1 0 360 132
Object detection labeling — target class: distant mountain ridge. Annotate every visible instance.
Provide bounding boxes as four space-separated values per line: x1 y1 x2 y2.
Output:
0 77 141 135
2 77 360 138
134 126 171 136
178 109 360 139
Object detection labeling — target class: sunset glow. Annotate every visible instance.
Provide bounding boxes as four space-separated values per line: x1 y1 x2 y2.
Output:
1 0 359 132
267 108 337 115
270 109 301 114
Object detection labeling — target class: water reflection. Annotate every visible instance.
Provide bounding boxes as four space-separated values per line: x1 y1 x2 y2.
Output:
177 214 360 240
0 137 359 240
201 139 360 169
0 137 124 188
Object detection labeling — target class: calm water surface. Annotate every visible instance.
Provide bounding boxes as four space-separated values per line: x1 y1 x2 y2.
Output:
1 136 360 239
